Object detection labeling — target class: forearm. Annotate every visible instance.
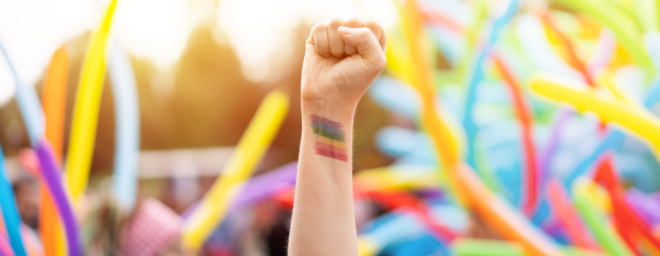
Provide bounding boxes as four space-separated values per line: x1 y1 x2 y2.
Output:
288 102 358 256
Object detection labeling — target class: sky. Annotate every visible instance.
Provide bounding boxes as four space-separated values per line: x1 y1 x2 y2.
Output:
0 0 399 106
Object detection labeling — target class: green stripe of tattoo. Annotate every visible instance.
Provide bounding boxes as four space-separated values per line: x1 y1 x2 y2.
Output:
312 127 345 142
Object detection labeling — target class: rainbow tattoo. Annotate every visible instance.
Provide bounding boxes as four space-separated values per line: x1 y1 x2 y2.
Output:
311 115 347 161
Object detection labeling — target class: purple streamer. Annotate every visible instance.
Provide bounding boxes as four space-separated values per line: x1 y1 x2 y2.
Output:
538 109 572 186
34 140 82 256
182 162 298 220
626 189 660 225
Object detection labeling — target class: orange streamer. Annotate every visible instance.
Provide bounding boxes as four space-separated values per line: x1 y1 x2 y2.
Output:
40 46 69 256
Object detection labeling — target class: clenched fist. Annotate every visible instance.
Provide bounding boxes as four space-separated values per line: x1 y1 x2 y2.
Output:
301 18 387 110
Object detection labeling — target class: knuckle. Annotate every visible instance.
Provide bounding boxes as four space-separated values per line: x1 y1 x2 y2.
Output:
365 20 381 29
329 18 345 27
347 17 364 27
312 23 328 33
357 28 372 37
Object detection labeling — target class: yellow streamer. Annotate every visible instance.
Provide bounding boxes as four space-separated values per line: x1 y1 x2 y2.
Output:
594 71 638 103
354 166 441 191
529 73 660 159
357 237 379 256
387 0 465 204
181 90 289 250
65 0 117 201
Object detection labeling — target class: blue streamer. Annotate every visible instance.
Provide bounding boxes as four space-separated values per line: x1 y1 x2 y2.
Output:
462 0 519 169
361 211 426 252
108 42 141 211
0 146 27 256
0 38 44 146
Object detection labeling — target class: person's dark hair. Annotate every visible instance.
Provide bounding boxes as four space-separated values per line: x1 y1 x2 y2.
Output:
12 175 38 193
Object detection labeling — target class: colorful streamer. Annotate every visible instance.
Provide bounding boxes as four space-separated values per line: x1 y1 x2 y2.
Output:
552 0 654 74
0 146 26 256
0 232 12 256
451 239 605 256
42 46 68 160
462 0 518 172
492 54 539 215
108 42 141 212
40 46 69 256
35 141 82 256
181 90 289 250
593 156 660 254
573 177 635 256
1 31 76 256
0 39 44 146
530 73 660 160
66 0 117 201
452 164 564 256
546 179 598 249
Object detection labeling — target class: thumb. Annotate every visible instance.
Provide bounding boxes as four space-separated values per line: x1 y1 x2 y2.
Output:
338 26 385 65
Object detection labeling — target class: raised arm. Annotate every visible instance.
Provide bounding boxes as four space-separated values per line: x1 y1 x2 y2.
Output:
288 18 387 256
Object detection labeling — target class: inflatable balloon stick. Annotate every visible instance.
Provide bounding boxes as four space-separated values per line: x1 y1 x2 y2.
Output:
387 0 463 203
388 3 564 255
546 179 598 250
0 41 43 147
357 211 426 256
453 239 524 256
461 0 517 172
41 46 69 256
1 34 80 256
108 42 141 212
492 54 539 215
452 164 564 256
0 146 27 256
1 34 70 256
451 239 605 256
0 232 12 256
592 156 660 254
181 162 298 220
539 13 594 86
573 177 635 256
36 141 82 256
66 0 117 201
42 46 69 159
20 151 66 256
39 161 66 256
529 73 660 159
181 90 289 250
20 225 44 256
365 190 457 242
354 166 440 191
553 0 654 73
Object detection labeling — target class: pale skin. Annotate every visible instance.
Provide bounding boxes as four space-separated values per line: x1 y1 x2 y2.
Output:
288 17 387 256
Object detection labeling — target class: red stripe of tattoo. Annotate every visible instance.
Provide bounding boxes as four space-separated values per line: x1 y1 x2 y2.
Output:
313 147 348 161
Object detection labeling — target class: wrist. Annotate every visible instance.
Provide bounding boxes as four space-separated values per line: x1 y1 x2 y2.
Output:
301 98 358 117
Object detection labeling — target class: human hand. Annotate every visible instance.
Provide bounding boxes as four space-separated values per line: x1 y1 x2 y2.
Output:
301 18 387 110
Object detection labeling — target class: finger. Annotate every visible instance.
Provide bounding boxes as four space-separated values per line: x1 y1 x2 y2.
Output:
310 23 330 57
344 17 364 55
338 26 386 65
305 27 320 58
328 18 346 58
365 20 387 53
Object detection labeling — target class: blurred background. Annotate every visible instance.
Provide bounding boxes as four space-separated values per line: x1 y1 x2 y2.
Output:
3 0 660 255
0 0 398 200
0 0 400 255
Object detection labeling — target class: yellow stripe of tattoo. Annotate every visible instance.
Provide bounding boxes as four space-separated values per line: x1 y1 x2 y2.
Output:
318 136 346 148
